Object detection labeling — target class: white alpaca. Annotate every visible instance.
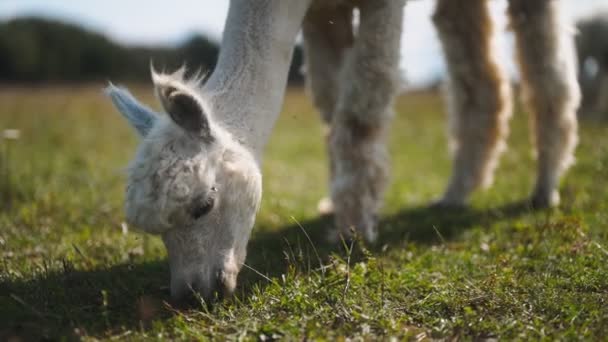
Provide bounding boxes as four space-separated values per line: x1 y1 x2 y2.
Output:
106 0 579 302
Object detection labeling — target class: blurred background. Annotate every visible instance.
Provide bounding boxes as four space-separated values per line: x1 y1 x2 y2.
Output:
0 1 607 109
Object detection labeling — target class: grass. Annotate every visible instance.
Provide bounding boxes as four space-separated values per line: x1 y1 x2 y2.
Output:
0 84 607 340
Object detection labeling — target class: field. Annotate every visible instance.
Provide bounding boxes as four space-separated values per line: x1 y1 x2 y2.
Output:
0 85 607 340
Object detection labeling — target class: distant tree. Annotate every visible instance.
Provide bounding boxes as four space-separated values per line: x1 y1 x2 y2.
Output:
576 13 608 116
289 44 305 85
179 35 220 72
0 17 304 85
0 17 134 81
0 18 219 82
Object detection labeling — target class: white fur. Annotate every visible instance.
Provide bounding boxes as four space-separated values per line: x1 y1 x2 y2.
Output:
107 70 262 301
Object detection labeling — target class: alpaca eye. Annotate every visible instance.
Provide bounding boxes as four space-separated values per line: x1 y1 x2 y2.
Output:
191 196 215 219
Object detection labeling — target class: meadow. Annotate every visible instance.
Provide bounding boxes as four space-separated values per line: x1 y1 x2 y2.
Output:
0 85 607 340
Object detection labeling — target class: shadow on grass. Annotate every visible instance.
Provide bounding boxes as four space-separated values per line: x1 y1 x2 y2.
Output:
243 200 535 282
0 259 170 340
0 200 535 339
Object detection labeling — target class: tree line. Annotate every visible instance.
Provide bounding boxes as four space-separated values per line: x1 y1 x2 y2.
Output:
0 17 304 84
576 13 608 116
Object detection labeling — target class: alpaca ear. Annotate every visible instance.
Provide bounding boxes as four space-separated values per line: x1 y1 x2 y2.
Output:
156 86 211 140
151 67 212 140
105 83 158 137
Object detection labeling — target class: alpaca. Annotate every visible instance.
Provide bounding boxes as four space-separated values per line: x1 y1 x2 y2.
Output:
106 0 579 302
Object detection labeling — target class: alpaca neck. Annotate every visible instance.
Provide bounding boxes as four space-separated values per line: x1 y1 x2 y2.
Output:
202 0 312 162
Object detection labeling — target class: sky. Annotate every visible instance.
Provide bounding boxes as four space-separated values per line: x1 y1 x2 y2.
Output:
1 0 607 86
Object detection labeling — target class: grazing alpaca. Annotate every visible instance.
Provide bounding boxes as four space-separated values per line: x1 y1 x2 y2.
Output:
106 0 579 302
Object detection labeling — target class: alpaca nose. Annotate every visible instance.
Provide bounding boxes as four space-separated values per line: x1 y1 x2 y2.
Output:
170 269 235 307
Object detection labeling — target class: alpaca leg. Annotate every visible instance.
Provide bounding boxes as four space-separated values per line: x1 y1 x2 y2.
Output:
303 5 354 124
509 0 580 207
302 4 354 215
329 0 404 242
432 0 513 207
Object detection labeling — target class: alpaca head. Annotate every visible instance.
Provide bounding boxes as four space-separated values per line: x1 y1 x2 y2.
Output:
106 69 262 304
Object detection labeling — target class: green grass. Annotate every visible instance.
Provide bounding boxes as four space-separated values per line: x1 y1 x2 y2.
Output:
0 85 607 340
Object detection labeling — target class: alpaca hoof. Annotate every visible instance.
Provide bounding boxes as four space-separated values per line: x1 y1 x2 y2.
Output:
530 190 560 209
326 228 352 245
360 224 378 244
326 228 341 244
428 197 467 210
317 197 334 216
358 213 379 243
326 220 378 245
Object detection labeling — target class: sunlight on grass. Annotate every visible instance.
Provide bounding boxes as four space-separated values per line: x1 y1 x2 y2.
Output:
0 85 607 340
